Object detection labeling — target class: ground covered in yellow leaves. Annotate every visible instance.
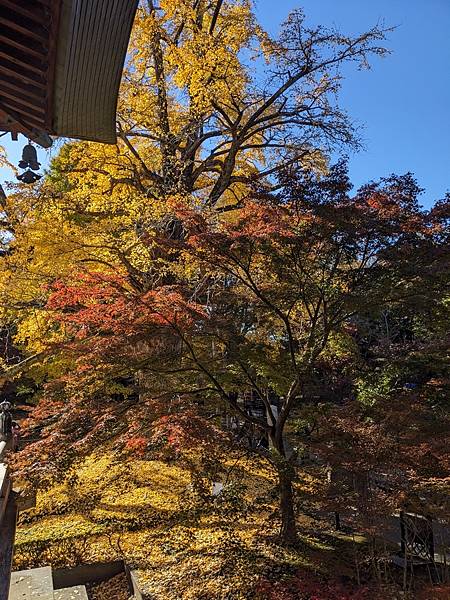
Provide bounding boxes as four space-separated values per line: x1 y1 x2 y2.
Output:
13 451 383 599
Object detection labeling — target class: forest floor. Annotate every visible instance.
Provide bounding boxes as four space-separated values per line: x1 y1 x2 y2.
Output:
12 449 447 599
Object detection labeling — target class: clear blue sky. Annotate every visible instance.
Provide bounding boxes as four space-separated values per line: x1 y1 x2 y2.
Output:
255 0 450 207
1 1 449 208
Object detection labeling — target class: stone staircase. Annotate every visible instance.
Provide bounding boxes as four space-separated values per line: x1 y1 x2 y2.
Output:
10 568 89 600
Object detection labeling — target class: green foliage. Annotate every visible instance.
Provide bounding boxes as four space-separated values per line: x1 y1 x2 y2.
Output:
356 366 402 407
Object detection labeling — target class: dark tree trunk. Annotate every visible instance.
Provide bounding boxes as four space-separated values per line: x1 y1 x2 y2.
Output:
277 459 298 546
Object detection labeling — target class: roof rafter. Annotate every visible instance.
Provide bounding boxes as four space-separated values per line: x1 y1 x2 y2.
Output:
0 0 138 147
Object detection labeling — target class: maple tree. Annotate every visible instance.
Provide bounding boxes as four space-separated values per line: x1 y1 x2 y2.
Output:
0 4 449 599
11 163 449 548
164 165 448 545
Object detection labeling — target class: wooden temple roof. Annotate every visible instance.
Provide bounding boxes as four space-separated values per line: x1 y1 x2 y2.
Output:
0 0 138 147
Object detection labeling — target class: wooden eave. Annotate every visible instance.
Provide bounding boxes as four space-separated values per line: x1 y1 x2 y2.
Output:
0 0 138 148
0 0 56 146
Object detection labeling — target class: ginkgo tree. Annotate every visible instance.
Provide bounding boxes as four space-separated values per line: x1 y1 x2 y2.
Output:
0 1 390 379
116 0 389 204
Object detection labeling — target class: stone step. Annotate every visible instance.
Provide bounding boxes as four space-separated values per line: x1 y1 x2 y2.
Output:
9 566 54 600
53 585 89 600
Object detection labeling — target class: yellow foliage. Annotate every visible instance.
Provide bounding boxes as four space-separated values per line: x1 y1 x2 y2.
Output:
0 144 16 173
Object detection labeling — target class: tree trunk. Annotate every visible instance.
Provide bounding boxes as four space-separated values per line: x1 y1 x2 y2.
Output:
277 459 298 546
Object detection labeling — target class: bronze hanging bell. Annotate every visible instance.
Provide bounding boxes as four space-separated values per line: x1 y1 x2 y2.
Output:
18 143 40 171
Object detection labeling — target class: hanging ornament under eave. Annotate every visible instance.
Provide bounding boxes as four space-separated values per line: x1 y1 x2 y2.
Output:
17 170 42 184
17 142 42 185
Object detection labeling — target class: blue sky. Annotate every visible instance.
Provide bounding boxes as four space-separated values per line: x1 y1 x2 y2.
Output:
256 0 450 207
1 1 449 208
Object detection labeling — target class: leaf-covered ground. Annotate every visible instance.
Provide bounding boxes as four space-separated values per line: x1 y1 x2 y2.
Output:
13 450 435 599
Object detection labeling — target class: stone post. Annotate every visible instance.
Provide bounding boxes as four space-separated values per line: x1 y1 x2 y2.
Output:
0 401 13 460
